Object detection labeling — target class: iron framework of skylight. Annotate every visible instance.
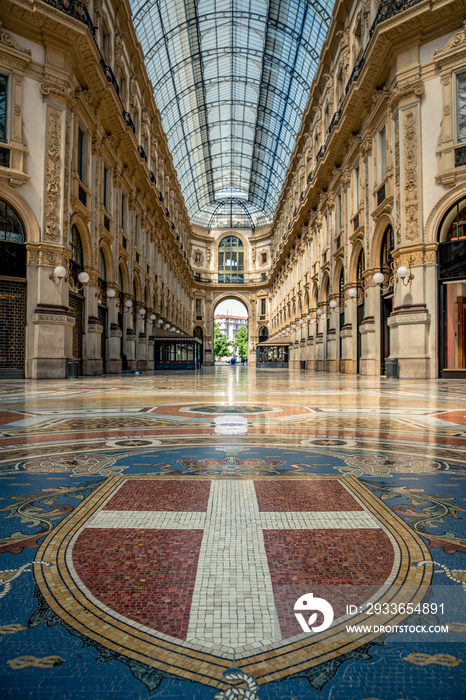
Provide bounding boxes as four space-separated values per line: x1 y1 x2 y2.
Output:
130 0 334 228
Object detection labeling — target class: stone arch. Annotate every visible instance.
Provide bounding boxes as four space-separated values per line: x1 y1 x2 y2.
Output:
311 282 318 309
369 213 394 269
348 239 365 283
0 182 40 244
303 289 310 313
132 271 142 303
424 182 466 245
320 272 330 302
118 258 129 294
332 257 345 295
98 239 114 283
70 213 92 268
212 292 250 316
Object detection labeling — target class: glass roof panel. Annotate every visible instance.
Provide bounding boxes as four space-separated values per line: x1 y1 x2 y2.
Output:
130 0 334 227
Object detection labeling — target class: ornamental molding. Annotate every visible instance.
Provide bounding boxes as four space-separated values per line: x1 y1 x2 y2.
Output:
40 79 73 104
0 25 31 58
433 27 466 66
389 81 424 110
32 314 75 326
387 313 430 326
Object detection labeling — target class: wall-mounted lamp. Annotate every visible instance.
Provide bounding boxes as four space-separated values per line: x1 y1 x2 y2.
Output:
329 299 339 312
96 286 117 304
49 264 89 291
316 308 323 317
373 258 414 292
138 308 146 317
149 313 156 322
346 285 365 304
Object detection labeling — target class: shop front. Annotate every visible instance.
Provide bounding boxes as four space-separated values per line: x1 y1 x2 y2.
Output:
153 329 202 370
256 339 290 368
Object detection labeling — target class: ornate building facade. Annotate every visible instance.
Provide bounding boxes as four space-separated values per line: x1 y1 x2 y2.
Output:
267 0 466 379
0 0 465 379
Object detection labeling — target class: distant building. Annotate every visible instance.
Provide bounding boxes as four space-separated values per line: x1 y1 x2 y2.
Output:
214 314 248 342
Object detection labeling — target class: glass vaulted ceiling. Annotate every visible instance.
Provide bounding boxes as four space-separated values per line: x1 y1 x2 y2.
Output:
130 0 334 228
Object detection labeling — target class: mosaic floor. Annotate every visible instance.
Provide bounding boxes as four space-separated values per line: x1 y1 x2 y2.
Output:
0 366 465 699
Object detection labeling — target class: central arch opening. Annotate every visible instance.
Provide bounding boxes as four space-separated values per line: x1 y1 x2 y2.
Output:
213 298 249 365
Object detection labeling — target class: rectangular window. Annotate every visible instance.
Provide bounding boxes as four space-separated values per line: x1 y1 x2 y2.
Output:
336 193 341 231
195 252 201 264
154 242 157 268
77 127 86 184
135 214 140 248
458 72 466 142
354 165 360 209
260 298 266 315
261 252 267 264
103 165 110 211
120 75 126 102
121 193 127 232
0 74 7 143
196 298 202 316
379 127 387 181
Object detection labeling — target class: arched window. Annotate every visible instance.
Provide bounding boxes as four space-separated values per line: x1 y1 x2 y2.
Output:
339 269 345 307
438 197 466 374
0 198 25 242
439 196 466 242
99 249 107 281
218 236 245 283
357 249 365 298
259 326 269 342
71 226 84 267
380 225 394 292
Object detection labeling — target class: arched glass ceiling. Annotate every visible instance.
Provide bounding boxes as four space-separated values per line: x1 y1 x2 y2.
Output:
130 0 334 227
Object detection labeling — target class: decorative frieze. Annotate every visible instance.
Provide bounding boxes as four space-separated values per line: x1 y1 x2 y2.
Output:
403 109 420 242
44 107 63 242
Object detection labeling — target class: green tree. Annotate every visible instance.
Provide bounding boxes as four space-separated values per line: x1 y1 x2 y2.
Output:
214 322 232 360
234 325 248 359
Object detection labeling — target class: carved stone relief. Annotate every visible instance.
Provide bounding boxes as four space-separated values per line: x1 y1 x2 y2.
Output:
44 107 62 242
403 109 420 241
394 116 401 245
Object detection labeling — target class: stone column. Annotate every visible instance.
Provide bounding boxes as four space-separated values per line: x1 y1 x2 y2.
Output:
106 284 122 374
83 269 103 376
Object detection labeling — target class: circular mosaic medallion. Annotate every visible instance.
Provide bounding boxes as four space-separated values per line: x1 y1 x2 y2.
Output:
187 405 274 414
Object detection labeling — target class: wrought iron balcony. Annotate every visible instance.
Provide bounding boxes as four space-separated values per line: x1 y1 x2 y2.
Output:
41 0 96 36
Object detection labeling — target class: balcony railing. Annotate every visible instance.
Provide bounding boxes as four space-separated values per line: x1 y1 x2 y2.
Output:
193 272 270 285
41 0 96 36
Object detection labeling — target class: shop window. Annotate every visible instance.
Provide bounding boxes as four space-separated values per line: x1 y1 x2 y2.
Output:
0 198 25 242
0 198 26 278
